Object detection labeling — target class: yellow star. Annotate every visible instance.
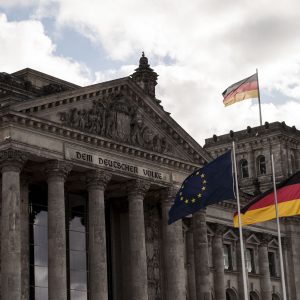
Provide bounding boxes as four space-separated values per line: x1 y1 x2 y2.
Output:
191 198 196 203
202 186 206 191
202 180 206 184
196 171 199 175
201 173 205 178
197 193 202 198
185 199 189 204
180 196 184 201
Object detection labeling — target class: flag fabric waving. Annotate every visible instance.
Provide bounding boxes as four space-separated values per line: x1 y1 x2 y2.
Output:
233 171 300 227
168 150 234 225
222 73 258 107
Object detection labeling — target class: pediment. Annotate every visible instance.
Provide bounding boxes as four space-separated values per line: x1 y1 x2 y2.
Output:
268 239 279 248
223 229 238 241
246 234 260 245
11 77 210 164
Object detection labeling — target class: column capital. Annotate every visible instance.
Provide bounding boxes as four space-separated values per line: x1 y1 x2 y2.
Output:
160 186 178 211
86 169 112 190
160 185 178 203
212 223 226 237
127 179 150 198
45 160 72 181
0 149 28 172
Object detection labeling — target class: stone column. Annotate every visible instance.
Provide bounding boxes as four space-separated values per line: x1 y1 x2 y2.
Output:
284 219 300 299
193 209 211 300
0 149 27 300
127 180 150 300
258 235 272 300
46 161 71 300
21 177 30 300
212 225 226 300
186 227 197 300
86 170 111 300
161 188 186 300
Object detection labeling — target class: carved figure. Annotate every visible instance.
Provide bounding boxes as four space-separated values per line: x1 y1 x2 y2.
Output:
58 93 173 154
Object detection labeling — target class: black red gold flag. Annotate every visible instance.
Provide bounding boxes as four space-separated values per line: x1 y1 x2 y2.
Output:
233 171 300 227
223 73 258 107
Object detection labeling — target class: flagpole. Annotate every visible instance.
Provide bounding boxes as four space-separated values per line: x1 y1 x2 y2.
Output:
232 141 249 300
256 68 263 126
271 154 287 300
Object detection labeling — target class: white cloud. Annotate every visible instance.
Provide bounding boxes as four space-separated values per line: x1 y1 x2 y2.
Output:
0 13 91 85
2 0 300 144
0 0 38 7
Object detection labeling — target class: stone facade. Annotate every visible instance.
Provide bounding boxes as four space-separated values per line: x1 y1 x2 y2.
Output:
0 54 299 300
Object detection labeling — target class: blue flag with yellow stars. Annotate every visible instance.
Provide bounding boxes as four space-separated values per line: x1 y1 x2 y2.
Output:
168 150 234 224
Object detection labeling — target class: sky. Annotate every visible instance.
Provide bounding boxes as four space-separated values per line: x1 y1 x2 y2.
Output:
1 0 300 146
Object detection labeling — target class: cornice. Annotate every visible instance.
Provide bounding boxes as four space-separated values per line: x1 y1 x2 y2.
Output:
0 110 202 173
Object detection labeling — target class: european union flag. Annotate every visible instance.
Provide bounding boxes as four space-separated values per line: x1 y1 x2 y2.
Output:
168 150 234 224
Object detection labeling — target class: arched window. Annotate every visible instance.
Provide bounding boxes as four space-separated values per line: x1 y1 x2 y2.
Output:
226 288 238 300
250 291 260 300
240 159 249 178
257 155 266 175
272 293 280 300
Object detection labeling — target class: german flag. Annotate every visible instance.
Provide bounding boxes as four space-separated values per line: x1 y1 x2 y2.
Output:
233 171 300 227
223 73 258 107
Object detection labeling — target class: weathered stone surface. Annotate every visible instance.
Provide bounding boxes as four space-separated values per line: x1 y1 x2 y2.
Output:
46 160 71 300
87 170 111 300
193 209 212 300
127 180 150 300
161 188 186 300
0 150 27 300
212 225 226 300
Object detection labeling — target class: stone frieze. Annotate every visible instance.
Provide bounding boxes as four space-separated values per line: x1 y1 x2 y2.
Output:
58 93 173 154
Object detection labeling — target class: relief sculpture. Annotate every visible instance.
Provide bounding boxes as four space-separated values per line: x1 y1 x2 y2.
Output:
59 93 173 154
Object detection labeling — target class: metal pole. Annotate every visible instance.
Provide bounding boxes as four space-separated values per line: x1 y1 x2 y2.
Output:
256 68 263 126
271 154 287 300
232 141 249 300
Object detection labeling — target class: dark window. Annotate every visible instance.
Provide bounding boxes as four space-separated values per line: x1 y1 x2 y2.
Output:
226 288 238 300
250 291 259 300
257 155 266 175
291 155 296 174
224 244 233 270
240 159 249 178
268 251 277 277
66 194 88 300
246 248 255 273
29 185 49 300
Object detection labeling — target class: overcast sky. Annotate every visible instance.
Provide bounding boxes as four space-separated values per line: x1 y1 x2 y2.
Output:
1 0 300 146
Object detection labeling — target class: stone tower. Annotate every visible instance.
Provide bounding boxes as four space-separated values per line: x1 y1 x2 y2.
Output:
131 52 158 98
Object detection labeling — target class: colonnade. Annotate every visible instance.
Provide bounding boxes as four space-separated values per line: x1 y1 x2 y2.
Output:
0 149 291 299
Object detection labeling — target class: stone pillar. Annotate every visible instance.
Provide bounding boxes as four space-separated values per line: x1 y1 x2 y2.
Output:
127 180 150 300
0 149 27 300
21 177 30 300
46 160 71 300
86 170 111 300
193 209 211 300
284 219 300 299
186 227 197 300
258 236 272 300
212 225 226 300
161 188 186 300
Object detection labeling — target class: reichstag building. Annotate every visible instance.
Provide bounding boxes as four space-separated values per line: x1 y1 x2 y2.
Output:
0 54 299 300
